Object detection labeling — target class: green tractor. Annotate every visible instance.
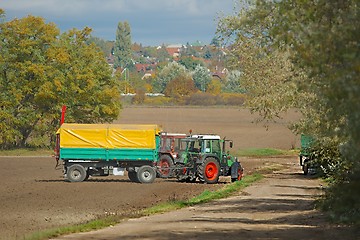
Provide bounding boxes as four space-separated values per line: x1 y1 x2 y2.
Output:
174 134 243 184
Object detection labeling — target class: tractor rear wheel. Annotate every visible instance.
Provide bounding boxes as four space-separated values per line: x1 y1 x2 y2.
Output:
157 155 174 178
198 157 220 184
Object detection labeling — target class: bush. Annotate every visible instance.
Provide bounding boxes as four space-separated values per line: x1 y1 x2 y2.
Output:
220 93 247 105
121 92 247 107
143 96 173 105
309 138 360 224
184 92 246 106
185 92 218 105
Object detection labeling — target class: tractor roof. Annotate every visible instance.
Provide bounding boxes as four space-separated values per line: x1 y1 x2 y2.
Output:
189 134 221 140
161 132 187 137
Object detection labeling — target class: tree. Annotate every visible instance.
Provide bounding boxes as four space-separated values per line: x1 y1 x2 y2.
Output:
156 44 171 62
210 36 221 47
0 14 121 148
0 15 60 147
87 36 113 57
206 79 222 95
222 70 245 93
272 0 360 223
164 75 197 99
155 61 191 93
218 0 360 223
178 56 204 71
217 1 300 122
192 65 211 92
202 46 212 59
47 27 121 124
113 21 132 69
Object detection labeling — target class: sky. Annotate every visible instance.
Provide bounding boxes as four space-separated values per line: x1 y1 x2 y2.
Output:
1 0 238 46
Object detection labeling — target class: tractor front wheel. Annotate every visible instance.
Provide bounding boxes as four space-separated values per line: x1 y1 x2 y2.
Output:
198 157 220 184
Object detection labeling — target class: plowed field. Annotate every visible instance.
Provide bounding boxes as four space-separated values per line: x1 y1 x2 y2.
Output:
0 107 300 239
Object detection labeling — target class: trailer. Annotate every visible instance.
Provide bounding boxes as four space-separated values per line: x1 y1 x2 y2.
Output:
55 123 161 183
299 134 315 175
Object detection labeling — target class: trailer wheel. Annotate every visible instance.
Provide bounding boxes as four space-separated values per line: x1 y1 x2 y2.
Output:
128 171 139 182
303 161 309 175
137 165 156 184
66 164 87 182
157 155 174 178
198 157 220 184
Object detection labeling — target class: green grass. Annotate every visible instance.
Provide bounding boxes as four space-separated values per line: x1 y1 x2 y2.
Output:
24 215 124 240
144 173 263 215
24 174 263 240
0 147 297 158
0 148 53 156
236 148 298 157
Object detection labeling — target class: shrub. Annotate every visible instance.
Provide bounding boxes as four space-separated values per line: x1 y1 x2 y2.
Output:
220 93 246 105
185 92 217 106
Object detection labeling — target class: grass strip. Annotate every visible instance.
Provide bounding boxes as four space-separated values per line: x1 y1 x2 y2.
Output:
144 173 263 215
236 148 297 157
24 173 263 240
0 147 296 157
0 148 53 156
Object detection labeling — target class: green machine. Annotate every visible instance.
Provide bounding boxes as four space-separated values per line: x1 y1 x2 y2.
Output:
174 134 243 184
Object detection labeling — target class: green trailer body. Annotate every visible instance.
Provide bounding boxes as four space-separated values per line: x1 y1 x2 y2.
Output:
300 134 314 157
55 124 161 183
59 146 160 161
299 134 315 175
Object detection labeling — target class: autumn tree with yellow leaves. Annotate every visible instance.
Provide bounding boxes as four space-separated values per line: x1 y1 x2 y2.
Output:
0 11 121 148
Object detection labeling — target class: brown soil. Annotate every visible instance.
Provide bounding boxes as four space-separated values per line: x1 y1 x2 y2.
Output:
115 107 301 149
0 107 315 239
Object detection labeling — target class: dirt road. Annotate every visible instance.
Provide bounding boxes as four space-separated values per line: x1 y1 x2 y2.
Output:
52 157 358 240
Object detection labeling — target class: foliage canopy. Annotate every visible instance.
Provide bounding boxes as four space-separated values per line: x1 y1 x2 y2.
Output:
0 13 121 148
218 0 360 223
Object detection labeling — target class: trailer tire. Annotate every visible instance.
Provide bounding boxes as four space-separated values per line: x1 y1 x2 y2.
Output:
198 157 220 184
157 155 174 178
66 164 87 182
303 161 309 175
137 165 156 184
128 171 139 182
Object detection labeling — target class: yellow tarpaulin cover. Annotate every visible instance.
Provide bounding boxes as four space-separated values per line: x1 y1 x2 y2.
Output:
57 124 161 149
